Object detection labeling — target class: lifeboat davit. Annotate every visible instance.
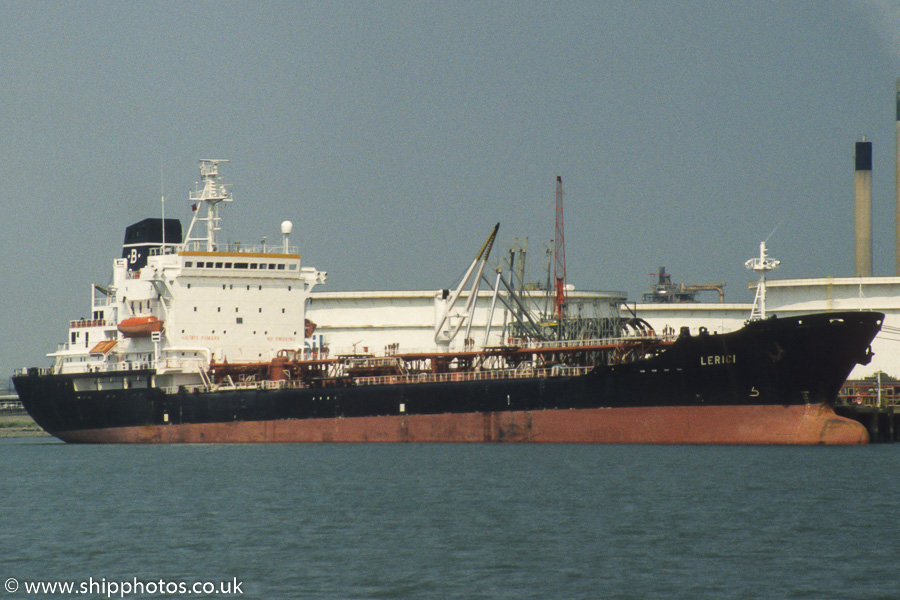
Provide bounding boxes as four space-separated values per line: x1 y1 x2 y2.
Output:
118 316 164 337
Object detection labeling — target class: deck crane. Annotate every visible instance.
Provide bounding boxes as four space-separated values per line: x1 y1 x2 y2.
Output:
434 223 500 350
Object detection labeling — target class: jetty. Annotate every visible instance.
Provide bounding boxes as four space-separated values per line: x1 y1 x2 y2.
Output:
837 374 900 443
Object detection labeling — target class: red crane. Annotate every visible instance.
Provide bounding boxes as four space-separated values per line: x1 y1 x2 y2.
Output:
554 175 567 319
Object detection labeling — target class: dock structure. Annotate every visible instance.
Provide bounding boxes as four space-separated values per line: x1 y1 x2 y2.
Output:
837 375 900 443
0 392 44 437
0 392 23 413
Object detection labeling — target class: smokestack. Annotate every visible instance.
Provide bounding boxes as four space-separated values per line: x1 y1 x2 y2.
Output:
896 79 900 275
855 136 873 277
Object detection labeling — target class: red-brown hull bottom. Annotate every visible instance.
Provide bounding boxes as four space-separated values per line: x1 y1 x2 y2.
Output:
55 403 868 444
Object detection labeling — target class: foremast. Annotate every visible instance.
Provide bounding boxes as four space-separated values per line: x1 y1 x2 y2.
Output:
745 240 780 321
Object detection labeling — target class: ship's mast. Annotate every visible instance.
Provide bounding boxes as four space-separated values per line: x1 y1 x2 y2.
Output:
745 240 780 320
182 159 233 252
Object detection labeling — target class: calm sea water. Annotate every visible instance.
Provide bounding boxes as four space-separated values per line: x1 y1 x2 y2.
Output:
1 438 898 600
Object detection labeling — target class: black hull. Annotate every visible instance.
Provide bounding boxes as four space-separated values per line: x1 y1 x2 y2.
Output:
13 312 883 444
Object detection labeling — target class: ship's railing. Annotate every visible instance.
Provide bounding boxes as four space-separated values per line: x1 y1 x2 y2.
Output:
353 365 594 387
237 379 309 391
120 361 154 371
517 333 670 350
69 319 114 329
78 361 155 373
49 355 201 376
181 378 311 394
14 367 52 376
44 352 213 379
332 334 671 358
44 359 156 376
344 356 409 373
154 357 209 372
176 365 594 394
179 241 299 255
92 296 114 307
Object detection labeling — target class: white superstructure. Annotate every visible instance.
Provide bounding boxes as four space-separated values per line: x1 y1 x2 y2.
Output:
51 161 326 391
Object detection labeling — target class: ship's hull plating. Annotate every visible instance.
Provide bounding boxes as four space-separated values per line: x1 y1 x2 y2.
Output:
14 311 883 444
52 405 864 444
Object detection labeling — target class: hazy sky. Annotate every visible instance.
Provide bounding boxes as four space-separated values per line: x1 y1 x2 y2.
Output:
2 0 899 376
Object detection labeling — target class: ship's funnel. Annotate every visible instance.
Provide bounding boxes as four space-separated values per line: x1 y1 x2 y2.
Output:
855 136 873 277
122 218 183 272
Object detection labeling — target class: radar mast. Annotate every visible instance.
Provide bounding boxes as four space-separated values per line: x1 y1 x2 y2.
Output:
182 159 232 252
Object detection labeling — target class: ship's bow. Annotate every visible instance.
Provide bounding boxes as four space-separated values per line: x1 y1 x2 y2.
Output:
763 311 883 444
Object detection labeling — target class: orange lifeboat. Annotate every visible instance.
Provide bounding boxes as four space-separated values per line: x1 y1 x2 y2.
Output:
118 316 164 337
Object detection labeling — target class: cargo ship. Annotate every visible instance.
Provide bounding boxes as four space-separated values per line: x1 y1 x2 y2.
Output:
12 161 884 444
